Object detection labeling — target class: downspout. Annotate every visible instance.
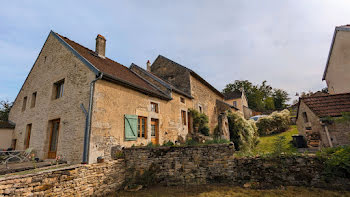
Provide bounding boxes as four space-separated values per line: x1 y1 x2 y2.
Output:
324 124 333 147
82 73 103 164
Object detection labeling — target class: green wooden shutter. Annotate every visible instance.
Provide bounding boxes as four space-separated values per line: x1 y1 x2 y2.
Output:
125 114 137 141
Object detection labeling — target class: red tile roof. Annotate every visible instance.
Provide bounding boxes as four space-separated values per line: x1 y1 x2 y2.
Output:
55 33 170 100
302 93 350 117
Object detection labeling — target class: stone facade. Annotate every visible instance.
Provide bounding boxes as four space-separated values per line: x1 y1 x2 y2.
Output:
89 80 193 163
324 29 350 94
190 75 224 132
325 121 350 147
296 100 350 148
8 33 96 163
0 128 13 149
0 160 125 196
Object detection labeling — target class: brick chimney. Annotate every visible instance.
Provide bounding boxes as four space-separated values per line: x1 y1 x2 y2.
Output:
96 34 106 58
147 60 151 72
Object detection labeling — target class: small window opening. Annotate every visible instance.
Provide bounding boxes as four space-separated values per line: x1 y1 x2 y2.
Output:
31 92 37 108
22 96 27 111
151 102 159 113
54 79 65 99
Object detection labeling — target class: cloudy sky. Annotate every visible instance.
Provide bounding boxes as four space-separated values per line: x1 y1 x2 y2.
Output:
1 0 350 103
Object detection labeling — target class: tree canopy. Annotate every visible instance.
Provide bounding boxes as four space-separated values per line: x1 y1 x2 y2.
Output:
0 100 12 121
223 80 290 112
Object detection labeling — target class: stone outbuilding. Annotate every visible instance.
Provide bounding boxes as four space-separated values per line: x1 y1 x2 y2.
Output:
0 121 15 150
223 90 252 119
296 93 350 149
8 31 235 164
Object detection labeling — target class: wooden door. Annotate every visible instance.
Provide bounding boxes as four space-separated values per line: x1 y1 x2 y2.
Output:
48 119 60 159
151 119 159 145
24 124 32 149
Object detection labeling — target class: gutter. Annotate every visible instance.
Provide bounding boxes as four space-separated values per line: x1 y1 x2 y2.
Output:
82 73 103 164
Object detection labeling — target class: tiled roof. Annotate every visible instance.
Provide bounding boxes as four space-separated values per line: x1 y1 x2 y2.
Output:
0 121 15 129
224 90 242 100
55 33 170 100
302 93 350 117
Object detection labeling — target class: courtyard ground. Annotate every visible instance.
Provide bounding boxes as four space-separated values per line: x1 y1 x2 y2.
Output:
114 185 350 197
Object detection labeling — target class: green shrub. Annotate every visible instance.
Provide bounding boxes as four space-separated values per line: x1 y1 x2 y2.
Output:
189 109 210 136
163 140 174 147
185 138 199 146
227 111 259 152
199 126 209 136
316 145 350 178
256 109 290 136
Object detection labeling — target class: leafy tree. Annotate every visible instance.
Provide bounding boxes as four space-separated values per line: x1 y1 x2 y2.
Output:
273 89 289 110
223 80 290 112
0 100 13 121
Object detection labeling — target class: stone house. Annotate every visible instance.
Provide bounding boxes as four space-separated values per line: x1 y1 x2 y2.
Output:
296 93 350 148
223 90 252 119
0 121 15 150
8 31 234 164
323 25 350 94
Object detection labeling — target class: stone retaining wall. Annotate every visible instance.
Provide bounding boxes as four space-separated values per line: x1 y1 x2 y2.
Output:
123 144 350 190
0 160 125 196
1 144 350 196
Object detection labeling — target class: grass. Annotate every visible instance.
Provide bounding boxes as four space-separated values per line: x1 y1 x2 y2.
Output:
113 185 350 197
254 125 299 154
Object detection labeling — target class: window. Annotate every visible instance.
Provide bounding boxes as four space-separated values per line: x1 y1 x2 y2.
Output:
302 112 309 123
151 102 158 113
22 96 27 111
199 106 202 113
31 92 37 108
180 97 185 104
181 110 187 125
306 127 312 130
24 124 32 149
233 101 237 108
54 79 65 99
138 116 147 138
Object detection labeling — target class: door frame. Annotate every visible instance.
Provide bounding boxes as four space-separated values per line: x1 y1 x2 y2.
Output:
48 119 60 159
151 118 159 145
24 124 32 149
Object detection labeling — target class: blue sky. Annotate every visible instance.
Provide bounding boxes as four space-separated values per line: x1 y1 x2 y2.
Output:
1 0 350 103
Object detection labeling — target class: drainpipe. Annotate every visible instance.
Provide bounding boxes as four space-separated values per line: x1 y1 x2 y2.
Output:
324 124 333 148
82 73 103 164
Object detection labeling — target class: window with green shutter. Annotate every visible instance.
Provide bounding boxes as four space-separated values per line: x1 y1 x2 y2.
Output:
125 114 137 141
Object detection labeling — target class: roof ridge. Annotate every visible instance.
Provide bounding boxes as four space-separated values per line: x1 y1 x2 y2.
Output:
302 92 350 99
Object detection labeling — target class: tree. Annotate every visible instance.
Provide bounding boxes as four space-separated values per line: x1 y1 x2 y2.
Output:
272 89 290 110
223 80 290 112
0 100 13 121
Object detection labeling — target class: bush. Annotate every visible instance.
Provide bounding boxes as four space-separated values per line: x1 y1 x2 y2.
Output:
163 140 174 147
227 111 259 152
316 145 350 178
256 109 290 136
189 109 210 136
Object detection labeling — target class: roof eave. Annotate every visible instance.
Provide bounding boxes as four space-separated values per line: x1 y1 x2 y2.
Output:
101 73 172 101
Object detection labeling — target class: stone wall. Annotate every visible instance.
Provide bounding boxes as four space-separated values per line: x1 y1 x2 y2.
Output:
2 145 350 196
123 144 350 190
0 160 125 196
327 121 350 146
8 33 96 164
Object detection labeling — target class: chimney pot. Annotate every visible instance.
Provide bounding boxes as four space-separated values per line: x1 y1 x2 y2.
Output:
147 60 151 72
96 34 106 58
